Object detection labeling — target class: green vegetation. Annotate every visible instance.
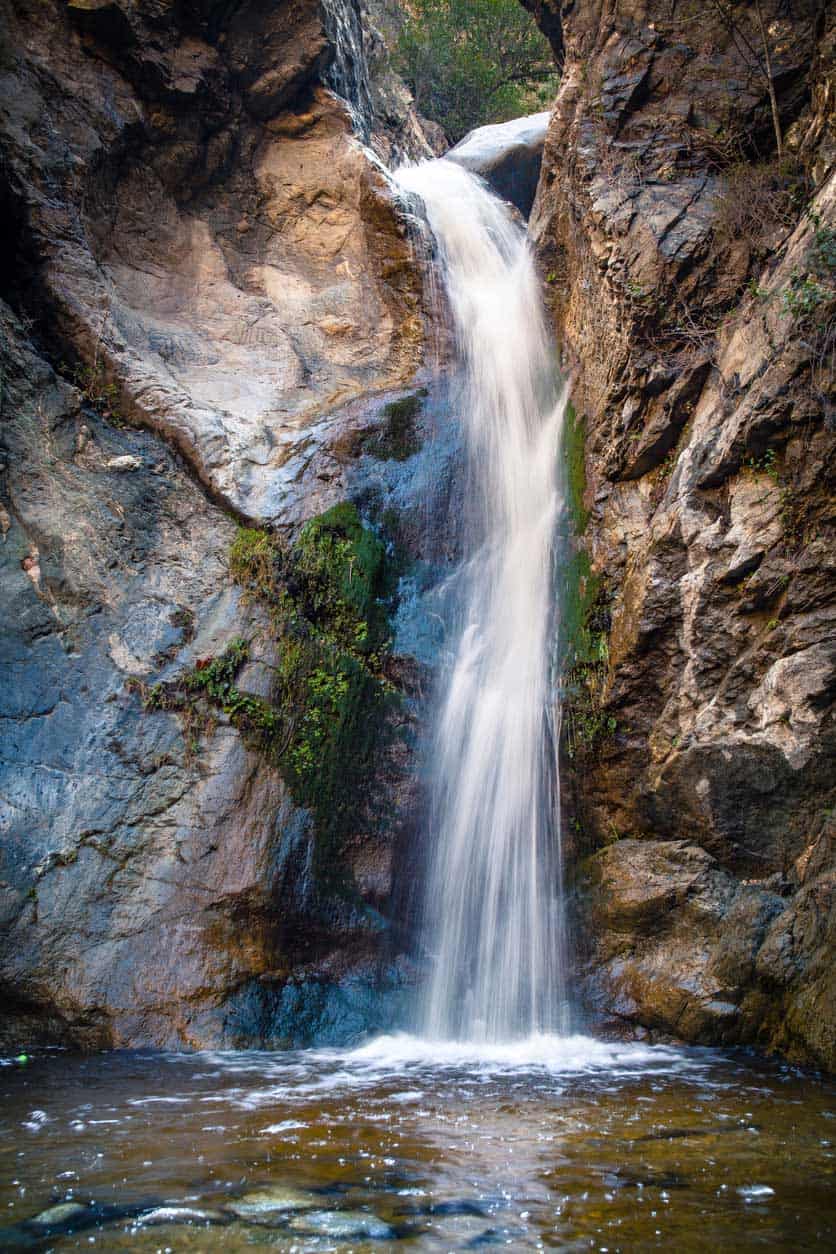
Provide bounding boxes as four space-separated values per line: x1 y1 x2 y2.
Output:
396 0 557 143
363 391 426 462
141 505 402 890
563 403 588 535
746 446 779 482
64 357 124 426
782 273 829 321
558 406 617 759
140 639 280 761
779 205 835 324
809 211 836 273
562 562 616 759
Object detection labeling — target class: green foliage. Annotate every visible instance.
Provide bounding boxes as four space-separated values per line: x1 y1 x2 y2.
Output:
782 273 828 321
139 505 403 891
181 638 250 702
779 206 835 326
65 358 123 425
563 403 588 535
396 0 558 143
363 391 426 462
143 639 281 759
746 447 780 482
809 210 836 275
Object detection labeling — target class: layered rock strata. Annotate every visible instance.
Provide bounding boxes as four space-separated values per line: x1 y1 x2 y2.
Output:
528 0 835 1068
0 0 446 1048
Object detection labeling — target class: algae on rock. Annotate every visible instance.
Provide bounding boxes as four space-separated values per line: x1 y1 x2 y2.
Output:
145 503 404 891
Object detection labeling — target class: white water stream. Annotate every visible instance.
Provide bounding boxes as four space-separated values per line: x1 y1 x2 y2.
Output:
394 159 570 1042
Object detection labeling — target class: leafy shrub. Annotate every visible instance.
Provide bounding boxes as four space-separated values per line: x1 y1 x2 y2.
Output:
396 0 558 143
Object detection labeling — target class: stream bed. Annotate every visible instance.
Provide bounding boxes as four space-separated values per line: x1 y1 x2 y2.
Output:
1 1035 833 1251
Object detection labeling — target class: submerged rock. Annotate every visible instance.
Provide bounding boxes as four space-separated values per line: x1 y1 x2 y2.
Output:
226 1186 319 1220
287 1208 395 1239
30 1202 88 1227
136 1206 228 1226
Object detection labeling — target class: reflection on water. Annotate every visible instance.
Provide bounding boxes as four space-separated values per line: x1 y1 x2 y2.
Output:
1 1034 833 1250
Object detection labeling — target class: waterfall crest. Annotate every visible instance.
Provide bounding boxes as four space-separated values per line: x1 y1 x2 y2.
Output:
395 158 570 1043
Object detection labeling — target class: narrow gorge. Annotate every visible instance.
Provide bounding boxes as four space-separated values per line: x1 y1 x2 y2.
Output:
0 0 834 1249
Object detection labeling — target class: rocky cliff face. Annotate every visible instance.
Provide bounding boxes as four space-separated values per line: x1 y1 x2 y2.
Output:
528 0 835 1068
0 0 452 1048
2 0 833 1071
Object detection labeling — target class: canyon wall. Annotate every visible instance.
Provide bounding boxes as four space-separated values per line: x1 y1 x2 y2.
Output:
2 0 834 1071
0 0 451 1049
528 0 835 1069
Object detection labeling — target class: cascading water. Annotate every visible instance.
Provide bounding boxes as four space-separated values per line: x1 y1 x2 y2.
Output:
320 0 375 143
395 158 571 1043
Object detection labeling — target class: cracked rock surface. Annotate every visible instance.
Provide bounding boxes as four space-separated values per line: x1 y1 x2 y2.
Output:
0 0 442 1048
529 0 835 1068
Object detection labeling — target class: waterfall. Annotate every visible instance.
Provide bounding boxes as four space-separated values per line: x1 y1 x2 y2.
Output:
320 0 375 143
394 158 570 1043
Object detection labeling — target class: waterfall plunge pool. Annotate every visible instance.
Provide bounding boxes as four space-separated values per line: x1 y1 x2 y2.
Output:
2 1035 833 1251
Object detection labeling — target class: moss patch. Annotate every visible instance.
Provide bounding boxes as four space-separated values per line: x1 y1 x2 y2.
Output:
362 391 426 461
563 402 589 534
562 570 615 759
143 505 402 892
558 405 616 758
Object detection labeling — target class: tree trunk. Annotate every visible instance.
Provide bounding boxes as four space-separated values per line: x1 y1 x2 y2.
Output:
755 0 783 157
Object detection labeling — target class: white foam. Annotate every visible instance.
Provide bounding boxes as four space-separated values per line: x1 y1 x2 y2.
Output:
340 1033 688 1076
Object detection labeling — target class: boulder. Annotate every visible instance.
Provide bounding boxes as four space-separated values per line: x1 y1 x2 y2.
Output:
447 111 551 215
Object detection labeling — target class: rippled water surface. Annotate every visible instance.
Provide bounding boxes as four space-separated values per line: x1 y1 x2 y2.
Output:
1 1035 833 1251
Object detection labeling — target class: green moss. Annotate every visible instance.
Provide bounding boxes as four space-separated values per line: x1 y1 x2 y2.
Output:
293 502 391 653
563 403 589 534
559 406 616 758
561 570 616 760
229 527 278 601
143 505 403 893
363 391 425 462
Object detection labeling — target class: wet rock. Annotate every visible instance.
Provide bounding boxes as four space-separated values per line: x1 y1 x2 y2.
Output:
30 1202 88 1227
225 1186 319 1219
136 1206 228 1226
447 112 551 216
532 0 836 1069
288 1208 395 1239
0 1 442 1050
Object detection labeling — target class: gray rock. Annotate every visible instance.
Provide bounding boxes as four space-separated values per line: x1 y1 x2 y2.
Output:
31 1202 88 1227
225 1186 319 1219
288 1209 394 1239
136 1206 227 1226
447 112 550 215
